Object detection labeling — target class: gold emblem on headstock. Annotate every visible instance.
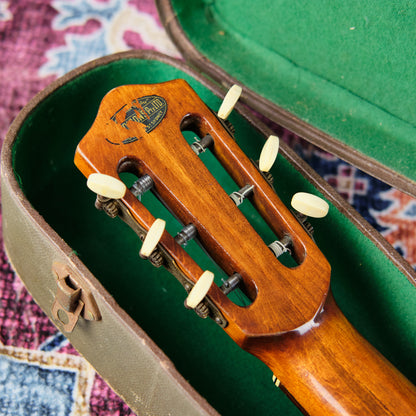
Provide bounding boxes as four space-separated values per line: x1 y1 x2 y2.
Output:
110 95 167 133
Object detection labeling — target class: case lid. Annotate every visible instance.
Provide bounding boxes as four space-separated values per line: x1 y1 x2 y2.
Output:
3 49 416 416
158 0 416 197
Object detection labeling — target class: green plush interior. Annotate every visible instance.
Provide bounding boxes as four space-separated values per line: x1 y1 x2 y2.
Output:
12 58 416 415
170 0 416 184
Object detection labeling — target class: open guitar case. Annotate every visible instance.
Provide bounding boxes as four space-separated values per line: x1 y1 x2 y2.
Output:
2 1 416 415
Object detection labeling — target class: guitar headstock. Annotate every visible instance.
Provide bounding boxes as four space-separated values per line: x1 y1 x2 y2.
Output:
74 79 330 344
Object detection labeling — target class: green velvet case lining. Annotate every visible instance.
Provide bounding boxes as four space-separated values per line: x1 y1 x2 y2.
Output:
12 57 416 415
169 0 416 185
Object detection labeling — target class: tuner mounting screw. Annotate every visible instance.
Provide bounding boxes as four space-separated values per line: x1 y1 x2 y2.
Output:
215 317 224 325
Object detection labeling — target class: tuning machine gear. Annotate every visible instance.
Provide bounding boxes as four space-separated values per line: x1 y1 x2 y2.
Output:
94 195 120 218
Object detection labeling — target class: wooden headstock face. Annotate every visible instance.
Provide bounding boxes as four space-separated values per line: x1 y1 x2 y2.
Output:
74 79 331 344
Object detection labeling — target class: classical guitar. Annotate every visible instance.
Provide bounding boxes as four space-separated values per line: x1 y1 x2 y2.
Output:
74 80 416 415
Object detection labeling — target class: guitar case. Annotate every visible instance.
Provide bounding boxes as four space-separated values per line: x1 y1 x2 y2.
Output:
2 2 416 415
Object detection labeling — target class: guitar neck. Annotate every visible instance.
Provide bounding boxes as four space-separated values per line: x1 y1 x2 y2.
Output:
75 80 416 415
245 292 416 415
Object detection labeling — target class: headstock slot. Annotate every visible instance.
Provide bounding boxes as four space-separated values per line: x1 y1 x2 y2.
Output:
123 173 255 309
179 129 300 269
116 149 260 304
115 126 299 304
121 169 255 310
179 113 310 266
74 79 331 340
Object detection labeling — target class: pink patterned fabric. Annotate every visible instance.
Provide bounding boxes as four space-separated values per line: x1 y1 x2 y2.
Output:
0 1 415 415
0 1 179 414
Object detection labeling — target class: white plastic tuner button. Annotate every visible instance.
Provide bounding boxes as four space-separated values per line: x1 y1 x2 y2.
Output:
87 173 127 199
217 85 242 120
185 271 215 309
140 218 166 258
291 192 329 218
259 135 280 172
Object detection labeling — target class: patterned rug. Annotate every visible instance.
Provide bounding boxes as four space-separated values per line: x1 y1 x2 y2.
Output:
0 1 415 415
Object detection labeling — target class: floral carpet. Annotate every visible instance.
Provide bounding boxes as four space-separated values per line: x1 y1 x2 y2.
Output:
0 1 415 415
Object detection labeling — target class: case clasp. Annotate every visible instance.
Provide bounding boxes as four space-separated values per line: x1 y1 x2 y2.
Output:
51 262 101 333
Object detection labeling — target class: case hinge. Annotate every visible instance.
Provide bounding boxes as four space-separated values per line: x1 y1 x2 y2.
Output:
51 262 101 333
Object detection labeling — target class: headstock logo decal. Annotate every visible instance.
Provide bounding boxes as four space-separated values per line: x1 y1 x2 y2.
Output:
110 95 167 133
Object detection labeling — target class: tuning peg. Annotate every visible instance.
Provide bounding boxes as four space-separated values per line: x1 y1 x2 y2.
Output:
230 184 254 206
259 135 280 172
185 271 215 309
291 192 329 218
87 173 127 199
268 234 292 258
190 134 214 155
139 218 166 258
220 272 242 295
130 174 154 200
217 85 242 120
175 224 197 246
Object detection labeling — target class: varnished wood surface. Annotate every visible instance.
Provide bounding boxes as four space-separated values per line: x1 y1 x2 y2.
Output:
75 79 416 414
246 292 416 415
75 79 330 341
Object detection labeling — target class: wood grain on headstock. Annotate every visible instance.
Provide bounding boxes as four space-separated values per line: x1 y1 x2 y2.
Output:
75 80 416 415
75 79 331 341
